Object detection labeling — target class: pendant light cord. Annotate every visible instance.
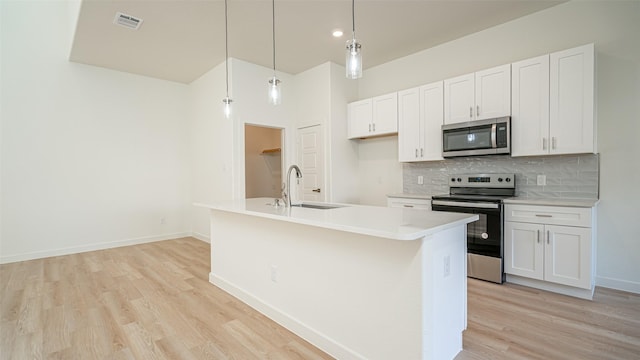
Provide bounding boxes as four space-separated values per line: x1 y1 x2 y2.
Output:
272 0 276 74
225 0 229 96
351 0 355 37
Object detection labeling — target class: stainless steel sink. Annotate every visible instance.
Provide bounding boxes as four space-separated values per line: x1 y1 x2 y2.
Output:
292 203 345 210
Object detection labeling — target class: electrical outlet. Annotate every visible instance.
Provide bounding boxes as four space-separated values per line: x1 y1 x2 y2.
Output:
443 255 450 277
270 265 278 283
537 175 547 186
418 176 424 185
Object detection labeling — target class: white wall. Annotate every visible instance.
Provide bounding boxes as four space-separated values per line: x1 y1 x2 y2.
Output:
357 1 640 292
189 58 296 241
0 1 192 262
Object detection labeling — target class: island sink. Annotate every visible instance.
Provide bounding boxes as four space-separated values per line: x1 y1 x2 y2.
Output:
291 203 345 210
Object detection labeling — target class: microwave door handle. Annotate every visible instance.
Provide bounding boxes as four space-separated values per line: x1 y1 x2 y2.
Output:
491 123 497 148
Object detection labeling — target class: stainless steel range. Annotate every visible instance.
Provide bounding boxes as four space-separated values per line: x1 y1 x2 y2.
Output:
431 174 515 284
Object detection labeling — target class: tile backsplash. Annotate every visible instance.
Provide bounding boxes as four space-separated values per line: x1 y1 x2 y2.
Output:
403 154 599 199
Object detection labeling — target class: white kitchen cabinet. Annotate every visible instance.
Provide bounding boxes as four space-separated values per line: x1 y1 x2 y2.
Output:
550 43 595 154
511 54 550 157
387 196 431 210
398 82 444 162
511 44 595 156
504 204 595 297
348 92 398 139
444 64 511 124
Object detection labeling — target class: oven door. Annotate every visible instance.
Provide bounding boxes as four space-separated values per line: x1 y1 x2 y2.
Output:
431 200 503 258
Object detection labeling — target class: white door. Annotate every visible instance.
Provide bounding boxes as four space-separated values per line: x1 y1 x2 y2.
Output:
504 221 544 280
398 87 420 162
297 125 325 202
347 98 372 139
475 64 511 120
544 225 592 289
420 81 444 161
444 73 474 124
511 54 550 157
372 93 398 135
549 43 595 154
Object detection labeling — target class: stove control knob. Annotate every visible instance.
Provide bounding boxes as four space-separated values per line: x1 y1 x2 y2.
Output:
451 178 456 182
498 178 503 182
457 177 462 183
506 177 512 182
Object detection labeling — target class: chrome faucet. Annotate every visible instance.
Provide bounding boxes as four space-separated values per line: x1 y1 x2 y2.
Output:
284 164 302 207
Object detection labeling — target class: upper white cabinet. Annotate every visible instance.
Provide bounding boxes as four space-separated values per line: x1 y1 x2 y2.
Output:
398 82 444 162
511 55 550 156
348 92 398 139
444 64 511 124
512 44 595 156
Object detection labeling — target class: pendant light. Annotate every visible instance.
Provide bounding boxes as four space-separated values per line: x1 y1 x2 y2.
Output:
222 0 233 118
346 0 362 79
268 0 281 105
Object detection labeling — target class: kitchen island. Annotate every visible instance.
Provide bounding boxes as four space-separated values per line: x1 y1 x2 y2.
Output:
196 198 478 360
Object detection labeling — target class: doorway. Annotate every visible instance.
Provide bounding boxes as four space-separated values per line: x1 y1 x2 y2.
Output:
244 124 283 199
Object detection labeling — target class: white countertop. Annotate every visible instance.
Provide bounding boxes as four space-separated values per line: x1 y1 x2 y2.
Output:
504 197 599 207
195 198 478 241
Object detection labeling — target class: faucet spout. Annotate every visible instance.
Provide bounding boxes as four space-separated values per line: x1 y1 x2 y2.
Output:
285 165 303 207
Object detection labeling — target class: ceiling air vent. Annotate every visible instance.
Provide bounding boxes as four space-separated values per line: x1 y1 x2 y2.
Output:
113 12 143 30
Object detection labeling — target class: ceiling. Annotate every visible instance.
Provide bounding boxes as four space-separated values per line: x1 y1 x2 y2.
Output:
69 0 564 84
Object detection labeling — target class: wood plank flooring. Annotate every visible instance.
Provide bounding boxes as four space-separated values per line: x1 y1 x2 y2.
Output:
1 237 639 359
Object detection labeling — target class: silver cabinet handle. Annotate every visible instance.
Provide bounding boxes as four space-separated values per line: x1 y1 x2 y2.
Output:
312 188 321 193
477 105 480 117
368 124 371 132
547 230 550 244
403 204 414 208
469 106 473 118
420 148 423 157
415 149 418 157
552 137 557 150
372 123 376 132
543 138 548 150
535 214 553 218
537 229 541 244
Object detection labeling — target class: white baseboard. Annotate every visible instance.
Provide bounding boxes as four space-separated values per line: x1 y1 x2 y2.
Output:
209 272 366 360
0 232 191 264
596 276 640 295
191 231 210 243
505 274 595 300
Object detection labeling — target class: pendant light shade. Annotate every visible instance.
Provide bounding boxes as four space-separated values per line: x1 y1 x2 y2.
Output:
268 0 282 105
268 76 281 105
222 0 232 119
346 0 362 79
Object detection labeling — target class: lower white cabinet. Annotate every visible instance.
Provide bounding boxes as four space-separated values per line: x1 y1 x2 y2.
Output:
504 204 596 298
387 196 431 210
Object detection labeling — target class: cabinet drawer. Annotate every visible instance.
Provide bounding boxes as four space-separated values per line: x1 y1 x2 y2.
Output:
387 197 431 210
505 204 592 227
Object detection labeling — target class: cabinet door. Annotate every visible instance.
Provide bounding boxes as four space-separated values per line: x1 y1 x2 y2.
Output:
475 64 511 120
372 93 398 135
549 43 595 154
511 55 550 157
398 88 421 162
444 73 474 124
505 222 544 280
347 98 372 139
420 81 444 161
544 225 592 289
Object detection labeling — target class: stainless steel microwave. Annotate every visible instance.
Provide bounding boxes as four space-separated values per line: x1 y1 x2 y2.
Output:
442 117 511 158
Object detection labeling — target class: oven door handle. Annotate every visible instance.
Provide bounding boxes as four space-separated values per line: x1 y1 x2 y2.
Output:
431 200 499 209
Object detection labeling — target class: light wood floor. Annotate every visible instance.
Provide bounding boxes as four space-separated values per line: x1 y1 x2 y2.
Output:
2 237 639 359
